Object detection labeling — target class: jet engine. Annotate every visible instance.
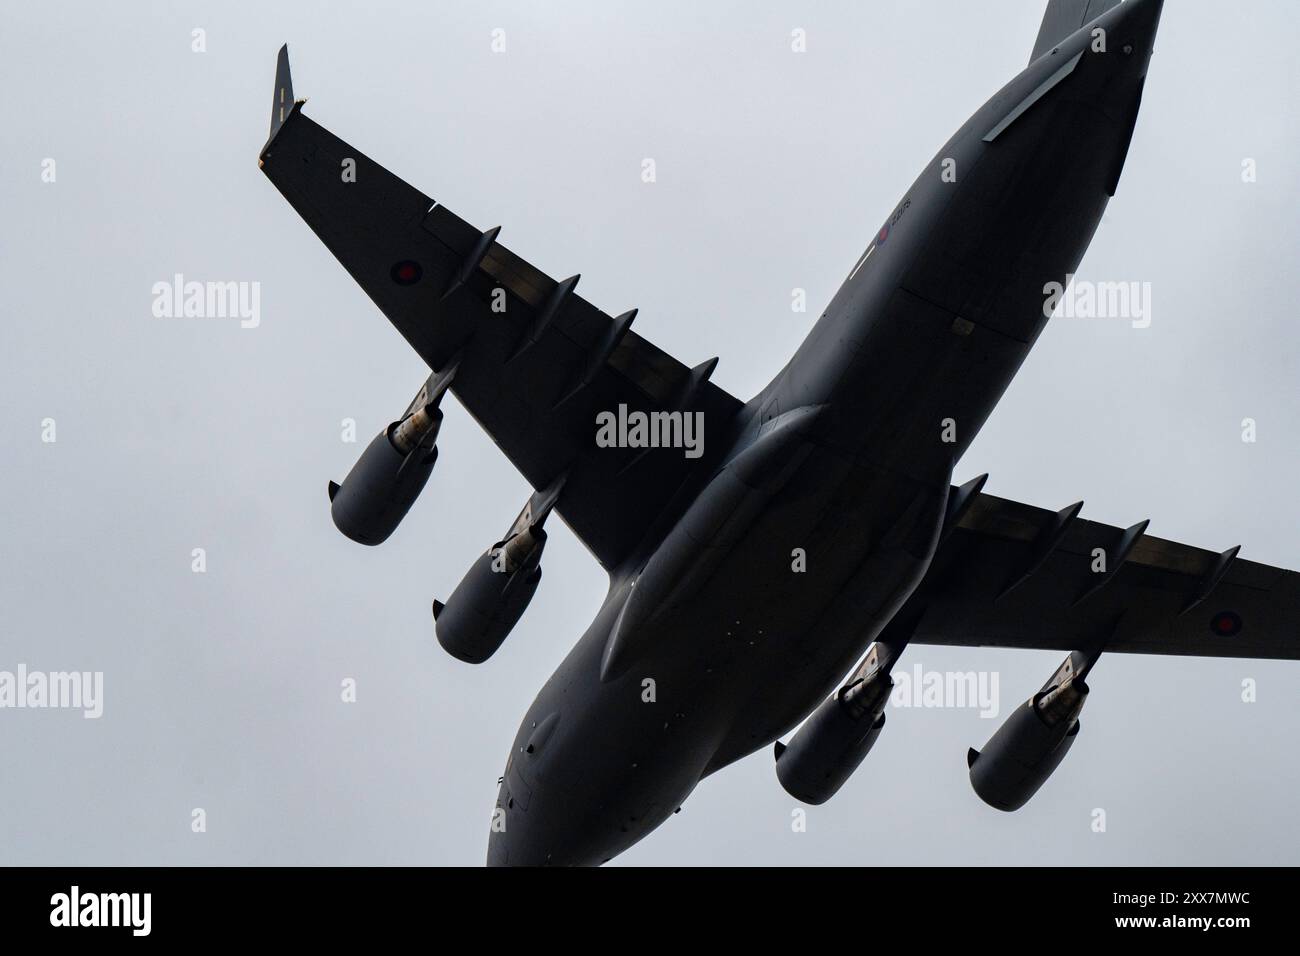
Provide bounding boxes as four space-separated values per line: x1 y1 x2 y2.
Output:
434 483 561 664
968 652 1089 812
328 364 457 546
775 644 893 805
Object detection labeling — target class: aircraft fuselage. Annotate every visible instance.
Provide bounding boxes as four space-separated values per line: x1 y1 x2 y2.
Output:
488 0 1163 865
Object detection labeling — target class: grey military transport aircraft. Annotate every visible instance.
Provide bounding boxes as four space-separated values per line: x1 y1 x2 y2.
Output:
259 0 1298 866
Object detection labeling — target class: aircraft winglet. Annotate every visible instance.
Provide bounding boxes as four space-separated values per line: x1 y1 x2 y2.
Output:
260 44 303 162
270 44 294 140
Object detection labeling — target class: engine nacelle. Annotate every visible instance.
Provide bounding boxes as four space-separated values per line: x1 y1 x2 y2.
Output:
968 665 1088 812
434 527 546 664
329 366 458 546
775 649 893 805
329 422 440 546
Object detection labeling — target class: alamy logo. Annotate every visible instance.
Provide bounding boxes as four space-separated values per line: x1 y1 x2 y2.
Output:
0 665 102 718
889 663 1000 718
595 404 705 460
50 886 151 936
1043 274 1152 329
152 273 261 328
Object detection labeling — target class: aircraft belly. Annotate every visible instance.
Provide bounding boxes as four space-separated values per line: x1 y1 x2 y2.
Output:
590 450 946 782
697 462 951 773
489 445 949 863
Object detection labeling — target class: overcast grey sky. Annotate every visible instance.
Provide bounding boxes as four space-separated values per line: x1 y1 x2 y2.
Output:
2 0 1298 866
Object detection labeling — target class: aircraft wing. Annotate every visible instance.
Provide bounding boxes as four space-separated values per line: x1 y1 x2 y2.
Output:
258 46 743 571
894 489 1300 661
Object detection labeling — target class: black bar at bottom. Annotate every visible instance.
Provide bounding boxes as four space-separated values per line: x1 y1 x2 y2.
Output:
0 866 1283 942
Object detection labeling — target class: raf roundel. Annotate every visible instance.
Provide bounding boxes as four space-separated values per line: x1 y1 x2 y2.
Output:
1210 611 1243 638
390 260 423 286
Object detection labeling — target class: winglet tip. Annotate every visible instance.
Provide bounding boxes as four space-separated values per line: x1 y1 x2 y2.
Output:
275 42 293 91
265 43 297 149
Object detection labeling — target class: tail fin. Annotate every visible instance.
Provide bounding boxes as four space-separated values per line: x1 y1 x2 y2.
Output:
1030 0 1121 64
267 44 295 143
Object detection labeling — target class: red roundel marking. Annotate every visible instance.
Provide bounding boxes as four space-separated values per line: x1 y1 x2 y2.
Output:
391 260 423 285
1210 611 1242 637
